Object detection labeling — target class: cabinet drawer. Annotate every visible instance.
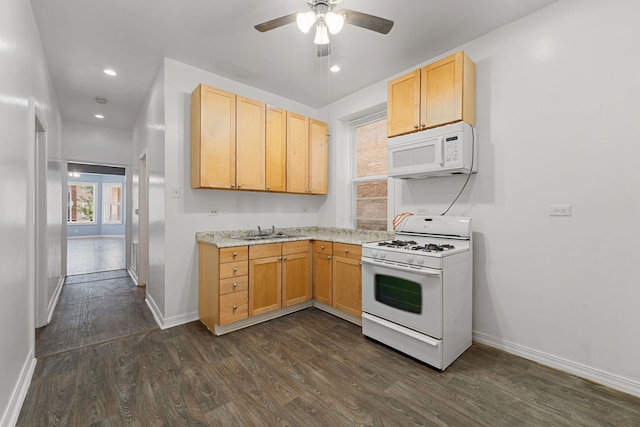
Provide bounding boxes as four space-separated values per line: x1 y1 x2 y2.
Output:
220 261 248 279
219 292 248 325
283 240 310 255
220 246 248 263
313 241 333 254
250 243 281 259
333 243 362 260
220 276 248 295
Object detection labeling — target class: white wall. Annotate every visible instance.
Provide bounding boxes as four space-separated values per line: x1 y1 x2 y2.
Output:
0 0 63 425
323 0 640 396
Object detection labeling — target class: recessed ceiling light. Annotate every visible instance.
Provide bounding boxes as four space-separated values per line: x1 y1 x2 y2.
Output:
94 114 104 119
330 65 340 72
103 69 117 76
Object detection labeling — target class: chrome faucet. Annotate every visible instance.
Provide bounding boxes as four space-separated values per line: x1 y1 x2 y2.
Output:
272 225 276 234
257 225 262 235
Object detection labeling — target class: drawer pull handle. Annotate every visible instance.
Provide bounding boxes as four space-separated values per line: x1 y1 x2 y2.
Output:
321 245 325 249
344 249 349 254
233 252 238 257
233 283 238 288
233 305 238 310
233 267 238 272
328 256 332 260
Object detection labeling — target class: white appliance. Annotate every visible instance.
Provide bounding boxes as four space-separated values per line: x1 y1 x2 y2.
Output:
387 122 477 179
361 215 472 370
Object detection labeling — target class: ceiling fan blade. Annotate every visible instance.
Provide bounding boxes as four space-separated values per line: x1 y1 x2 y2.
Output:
341 9 394 34
317 44 330 57
254 13 297 32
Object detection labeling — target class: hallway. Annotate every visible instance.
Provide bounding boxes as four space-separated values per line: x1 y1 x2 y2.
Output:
67 236 125 275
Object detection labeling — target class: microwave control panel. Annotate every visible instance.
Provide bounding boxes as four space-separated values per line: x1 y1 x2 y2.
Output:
444 136 461 164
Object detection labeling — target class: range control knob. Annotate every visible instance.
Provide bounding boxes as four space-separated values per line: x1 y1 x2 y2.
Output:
407 255 414 263
417 256 425 265
372 249 379 258
380 252 386 259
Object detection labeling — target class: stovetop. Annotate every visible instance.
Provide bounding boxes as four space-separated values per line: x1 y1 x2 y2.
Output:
376 240 457 253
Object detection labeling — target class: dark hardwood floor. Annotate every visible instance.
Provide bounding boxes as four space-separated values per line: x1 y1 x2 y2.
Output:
19 288 640 426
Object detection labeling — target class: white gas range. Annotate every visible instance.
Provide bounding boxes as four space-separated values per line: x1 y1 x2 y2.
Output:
361 215 472 371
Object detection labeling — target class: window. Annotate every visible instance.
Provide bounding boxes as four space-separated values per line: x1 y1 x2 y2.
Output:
67 183 96 223
353 116 388 231
102 183 123 224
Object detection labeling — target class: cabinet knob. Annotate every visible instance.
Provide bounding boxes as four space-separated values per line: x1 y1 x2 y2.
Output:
233 252 238 257
414 124 419 129
278 256 282 260
344 249 349 254
321 245 325 249
231 184 235 188
359 261 362 266
238 183 242 188
233 267 238 272
309 189 313 193
267 185 271 190
233 283 238 288
328 256 332 260
420 123 426 128
283 256 287 261
233 305 238 310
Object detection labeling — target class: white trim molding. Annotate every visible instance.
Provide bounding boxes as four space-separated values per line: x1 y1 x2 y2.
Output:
0 353 36 427
473 331 640 398
46 276 65 325
145 295 198 330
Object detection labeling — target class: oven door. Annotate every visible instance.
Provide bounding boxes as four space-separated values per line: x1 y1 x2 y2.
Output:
361 257 442 338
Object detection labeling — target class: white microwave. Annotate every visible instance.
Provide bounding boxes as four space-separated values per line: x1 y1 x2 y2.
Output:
387 121 477 179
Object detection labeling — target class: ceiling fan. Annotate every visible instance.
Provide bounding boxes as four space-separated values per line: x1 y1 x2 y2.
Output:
255 0 394 57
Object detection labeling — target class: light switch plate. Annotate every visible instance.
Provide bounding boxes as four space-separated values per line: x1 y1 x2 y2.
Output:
549 204 572 216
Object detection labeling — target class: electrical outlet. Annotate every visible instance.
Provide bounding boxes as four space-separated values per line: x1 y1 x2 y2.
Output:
209 208 220 216
417 208 429 214
549 204 572 216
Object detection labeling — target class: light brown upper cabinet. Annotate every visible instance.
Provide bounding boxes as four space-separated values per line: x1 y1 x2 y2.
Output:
191 84 265 190
387 51 475 138
287 113 328 195
265 106 287 192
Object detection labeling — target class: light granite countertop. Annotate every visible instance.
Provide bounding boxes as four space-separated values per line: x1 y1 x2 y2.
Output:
196 226 395 248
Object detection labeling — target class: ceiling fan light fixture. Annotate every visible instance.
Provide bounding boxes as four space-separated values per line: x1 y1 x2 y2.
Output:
325 11 344 34
296 11 317 33
313 23 330 45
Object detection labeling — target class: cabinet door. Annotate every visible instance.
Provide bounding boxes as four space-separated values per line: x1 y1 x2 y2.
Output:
387 70 421 137
286 112 309 194
313 252 332 305
191 85 236 188
332 256 362 318
421 51 469 129
266 106 287 192
249 256 282 316
308 119 328 195
236 96 266 191
282 251 311 307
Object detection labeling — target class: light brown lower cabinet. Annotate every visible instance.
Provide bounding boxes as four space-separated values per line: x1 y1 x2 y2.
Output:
332 243 363 318
199 240 361 333
198 244 249 331
248 241 311 317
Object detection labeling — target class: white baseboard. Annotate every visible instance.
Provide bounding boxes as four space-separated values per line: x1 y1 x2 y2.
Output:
0 352 37 427
144 294 198 330
127 267 138 286
473 331 640 398
46 275 65 325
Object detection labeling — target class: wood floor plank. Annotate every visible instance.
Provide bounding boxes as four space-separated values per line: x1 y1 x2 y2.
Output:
20 298 640 427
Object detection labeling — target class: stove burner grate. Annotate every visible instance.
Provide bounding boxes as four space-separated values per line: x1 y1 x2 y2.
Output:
377 240 417 248
411 243 455 252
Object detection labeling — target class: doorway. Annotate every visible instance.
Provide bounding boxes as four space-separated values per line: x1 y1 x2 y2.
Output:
66 162 126 275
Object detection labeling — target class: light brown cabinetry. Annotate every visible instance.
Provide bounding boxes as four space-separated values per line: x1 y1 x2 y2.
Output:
265 106 287 192
198 244 249 331
248 240 311 316
332 243 363 318
313 241 333 305
287 113 328 195
387 51 475 137
191 84 265 190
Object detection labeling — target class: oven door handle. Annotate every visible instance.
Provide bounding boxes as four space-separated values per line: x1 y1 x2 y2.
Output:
362 313 440 347
361 257 442 277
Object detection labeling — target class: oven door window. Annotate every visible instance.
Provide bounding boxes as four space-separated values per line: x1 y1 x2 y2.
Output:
374 274 421 314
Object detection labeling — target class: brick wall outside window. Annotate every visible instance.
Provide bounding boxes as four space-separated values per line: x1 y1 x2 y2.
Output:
354 118 387 231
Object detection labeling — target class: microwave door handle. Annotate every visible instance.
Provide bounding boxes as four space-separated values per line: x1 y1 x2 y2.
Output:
439 136 445 166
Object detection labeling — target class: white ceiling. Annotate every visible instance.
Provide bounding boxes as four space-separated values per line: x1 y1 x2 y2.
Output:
30 0 560 131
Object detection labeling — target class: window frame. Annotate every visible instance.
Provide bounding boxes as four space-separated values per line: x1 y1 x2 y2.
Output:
102 182 123 225
67 182 97 224
349 110 391 231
